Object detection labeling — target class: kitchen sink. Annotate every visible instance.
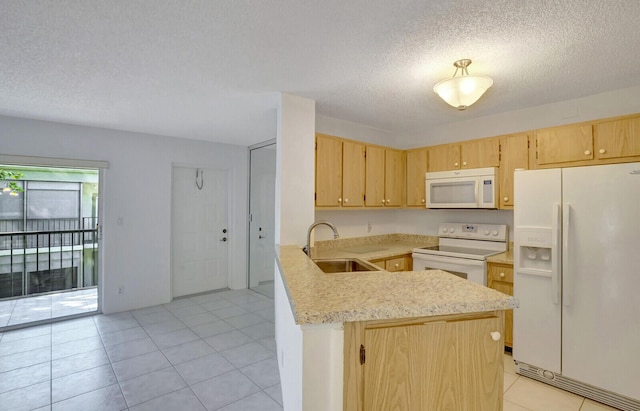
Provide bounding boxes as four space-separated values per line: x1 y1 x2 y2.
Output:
312 258 381 274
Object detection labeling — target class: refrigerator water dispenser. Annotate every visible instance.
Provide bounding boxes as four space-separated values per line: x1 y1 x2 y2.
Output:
515 227 554 276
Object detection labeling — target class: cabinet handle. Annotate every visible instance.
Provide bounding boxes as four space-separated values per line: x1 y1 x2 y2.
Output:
421 199 425 203
503 197 509 202
338 198 342 203
454 162 459 167
599 148 606 154
490 331 501 341
344 198 349 203
394 263 399 268
381 199 385 204
584 150 591 156
462 161 467 166
499 272 505 278
386 199 391 204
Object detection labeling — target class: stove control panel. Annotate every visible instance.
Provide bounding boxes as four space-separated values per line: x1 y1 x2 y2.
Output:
439 223 508 242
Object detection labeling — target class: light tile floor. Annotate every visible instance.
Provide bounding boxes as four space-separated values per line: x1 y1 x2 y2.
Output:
0 288 624 410
0 288 98 329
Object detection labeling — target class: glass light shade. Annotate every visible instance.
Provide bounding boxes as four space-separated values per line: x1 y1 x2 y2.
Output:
433 74 493 110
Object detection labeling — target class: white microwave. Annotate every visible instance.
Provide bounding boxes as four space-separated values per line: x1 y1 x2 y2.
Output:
425 167 498 209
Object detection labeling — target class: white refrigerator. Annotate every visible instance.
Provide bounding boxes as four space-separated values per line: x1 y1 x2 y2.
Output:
513 162 640 410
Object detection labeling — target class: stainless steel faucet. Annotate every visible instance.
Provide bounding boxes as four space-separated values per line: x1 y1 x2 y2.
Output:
304 220 340 256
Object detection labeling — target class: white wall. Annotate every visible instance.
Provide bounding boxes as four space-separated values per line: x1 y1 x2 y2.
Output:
401 85 640 149
0 115 249 313
276 94 316 246
316 114 396 146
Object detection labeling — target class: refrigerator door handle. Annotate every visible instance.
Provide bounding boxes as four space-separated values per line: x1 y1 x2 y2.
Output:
552 203 562 304
563 203 572 307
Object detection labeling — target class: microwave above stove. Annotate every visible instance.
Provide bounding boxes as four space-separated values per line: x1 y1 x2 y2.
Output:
425 167 498 209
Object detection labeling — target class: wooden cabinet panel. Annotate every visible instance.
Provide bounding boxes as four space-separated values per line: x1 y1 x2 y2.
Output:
595 116 640 159
365 146 385 207
499 133 529 209
365 146 403 207
315 135 342 206
535 124 593 166
370 254 412 272
384 149 403 206
385 256 411 272
361 315 503 411
405 148 428 206
342 140 365 207
461 138 500 169
363 322 455 411
488 263 513 349
428 144 461 172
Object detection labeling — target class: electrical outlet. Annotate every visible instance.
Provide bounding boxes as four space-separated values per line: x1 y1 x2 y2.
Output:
118 286 124 294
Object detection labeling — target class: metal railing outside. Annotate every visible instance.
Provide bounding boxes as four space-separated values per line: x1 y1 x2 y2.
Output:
0 225 98 299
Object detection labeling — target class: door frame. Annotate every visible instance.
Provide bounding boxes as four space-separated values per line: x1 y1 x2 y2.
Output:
247 139 276 290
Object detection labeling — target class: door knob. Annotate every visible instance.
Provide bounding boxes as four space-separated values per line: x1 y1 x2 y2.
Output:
222 228 227 233
220 237 227 242
258 235 265 239
490 331 501 341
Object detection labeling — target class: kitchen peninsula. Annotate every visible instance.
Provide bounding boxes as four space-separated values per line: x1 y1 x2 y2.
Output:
274 235 517 411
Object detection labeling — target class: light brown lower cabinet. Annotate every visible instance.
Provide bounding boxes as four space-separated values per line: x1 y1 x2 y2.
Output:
344 311 505 411
487 262 513 349
369 254 412 272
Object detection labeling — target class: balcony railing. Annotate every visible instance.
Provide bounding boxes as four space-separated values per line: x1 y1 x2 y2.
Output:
0 224 98 299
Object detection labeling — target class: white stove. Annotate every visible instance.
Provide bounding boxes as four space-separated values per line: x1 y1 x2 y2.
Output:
412 223 508 285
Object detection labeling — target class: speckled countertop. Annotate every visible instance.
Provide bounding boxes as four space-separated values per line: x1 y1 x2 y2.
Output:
277 235 517 325
487 249 514 265
311 233 437 260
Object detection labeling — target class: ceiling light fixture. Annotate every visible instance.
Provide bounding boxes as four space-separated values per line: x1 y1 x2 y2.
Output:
433 59 493 110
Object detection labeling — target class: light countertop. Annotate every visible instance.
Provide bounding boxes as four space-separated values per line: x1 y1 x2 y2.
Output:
276 235 517 325
487 249 514 265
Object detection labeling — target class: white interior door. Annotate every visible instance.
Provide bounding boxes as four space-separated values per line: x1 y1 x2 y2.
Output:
248 144 276 289
171 167 229 297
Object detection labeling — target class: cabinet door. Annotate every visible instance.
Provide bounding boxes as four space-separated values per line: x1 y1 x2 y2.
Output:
405 149 428 206
595 116 640 159
363 322 457 411
535 124 593 166
363 316 503 411
488 263 514 348
428 144 461 172
457 316 504 410
461 138 500 168
384 149 403 206
365 146 385 207
499 134 529 209
315 135 342 207
385 256 406 272
342 141 365 207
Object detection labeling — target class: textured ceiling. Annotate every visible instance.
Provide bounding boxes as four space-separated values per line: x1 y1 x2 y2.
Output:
2 1 640 146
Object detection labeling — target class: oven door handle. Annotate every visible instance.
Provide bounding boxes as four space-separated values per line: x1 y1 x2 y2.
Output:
411 253 484 266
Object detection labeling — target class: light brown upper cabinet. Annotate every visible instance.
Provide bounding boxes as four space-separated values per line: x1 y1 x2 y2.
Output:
405 148 428 206
594 116 640 160
427 144 460 172
461 137 500 169
427 138 499 172
533 123 594 167
315 134 365 207
498 133 529 209
365 146 404 207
